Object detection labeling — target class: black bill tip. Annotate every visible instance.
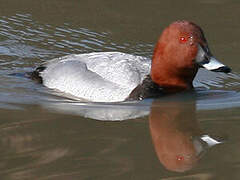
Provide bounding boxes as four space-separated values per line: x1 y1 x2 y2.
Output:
211 66 231 73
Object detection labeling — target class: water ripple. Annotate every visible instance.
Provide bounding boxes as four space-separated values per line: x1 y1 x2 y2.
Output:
0 13 154 59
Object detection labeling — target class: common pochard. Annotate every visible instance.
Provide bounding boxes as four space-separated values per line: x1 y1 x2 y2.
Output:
31 20 231 102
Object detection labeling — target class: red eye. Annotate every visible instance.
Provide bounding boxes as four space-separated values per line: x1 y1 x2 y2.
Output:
179 37 188 43
176 155 184 161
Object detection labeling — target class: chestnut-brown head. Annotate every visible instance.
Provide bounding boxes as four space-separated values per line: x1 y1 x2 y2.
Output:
151 20 231 92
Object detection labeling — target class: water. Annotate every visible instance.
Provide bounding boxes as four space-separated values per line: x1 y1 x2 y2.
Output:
1 0 240 179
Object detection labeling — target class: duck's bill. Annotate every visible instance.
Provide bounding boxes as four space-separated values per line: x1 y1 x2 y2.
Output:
196 44 231 73
201 56 231 73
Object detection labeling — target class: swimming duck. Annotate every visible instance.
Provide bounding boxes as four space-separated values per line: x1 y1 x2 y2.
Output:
31 20 231 102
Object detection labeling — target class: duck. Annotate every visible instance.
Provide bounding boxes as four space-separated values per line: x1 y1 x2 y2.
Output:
30 20 231 102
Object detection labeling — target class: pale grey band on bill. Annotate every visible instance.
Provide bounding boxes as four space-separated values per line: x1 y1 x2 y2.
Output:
196 44 231 73
202 56 226 70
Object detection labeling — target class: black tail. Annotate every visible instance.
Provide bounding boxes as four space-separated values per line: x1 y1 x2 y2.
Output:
27 66 46 83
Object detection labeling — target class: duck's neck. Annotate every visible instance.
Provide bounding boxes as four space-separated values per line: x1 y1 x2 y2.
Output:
150 47 198 93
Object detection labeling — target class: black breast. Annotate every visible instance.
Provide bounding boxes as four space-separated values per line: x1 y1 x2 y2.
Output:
126 75 164 101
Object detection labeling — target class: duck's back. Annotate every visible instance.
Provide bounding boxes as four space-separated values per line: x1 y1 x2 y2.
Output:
37 52 151 102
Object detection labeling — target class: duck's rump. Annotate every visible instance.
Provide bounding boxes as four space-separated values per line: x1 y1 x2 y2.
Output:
30 66 46 83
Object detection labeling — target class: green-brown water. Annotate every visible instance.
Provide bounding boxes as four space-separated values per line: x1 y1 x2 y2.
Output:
1 0 240 179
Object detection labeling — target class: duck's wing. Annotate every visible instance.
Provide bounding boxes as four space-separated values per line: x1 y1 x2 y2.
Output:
44 52 151 88
40 59 130 102
79 52 151 89
37 52 151 102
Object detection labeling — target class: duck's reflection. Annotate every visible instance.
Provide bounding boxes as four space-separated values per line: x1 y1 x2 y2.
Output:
149 99 221 172
43 96 223 172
